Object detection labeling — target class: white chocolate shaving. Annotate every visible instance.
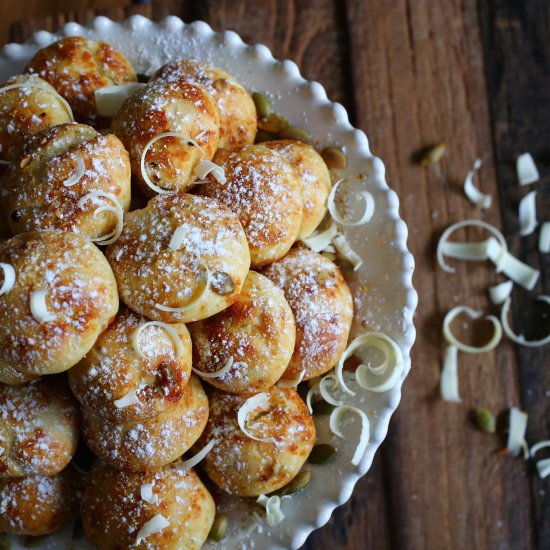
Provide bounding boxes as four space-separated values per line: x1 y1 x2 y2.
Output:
62 156 85 187
536 459 550 479
140 483 156 504
0 82 74 121
486 237 539 290
177 439 218 472
329 405 370 466
332 234 363 271
507 407 529 458
518 191 537 236
463 159 491 209
300 223 338 252
193 159 226 184
192 356 235 379
168 226 188 251
94 83 146 116
237 393 276 444
437 220 508 273
306 382 320 414
328 179 375 226
500 296 550 347
155 267 211 314
132 321 184 360
335 332 404 396
319 374 345 406
530 440 550 457
0 263 15 295
489 280 513 305
140 132 206 194
516 153 539 186
354 333 404 392
440 345 461 403
539 222 550 253
135 514 170 544
114 389 140 409
257 494 285 526
442 306 502 353
30 290 55 323
77 190 124 245
277 370 305 388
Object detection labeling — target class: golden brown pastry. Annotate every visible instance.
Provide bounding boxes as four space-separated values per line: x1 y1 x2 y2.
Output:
200 386 315 496
0 378 80 477
261 247 353 381
69 306 192 421
25 36 137 125
198 144 303 268
0 230 119 378
111 78 220 196
82 375 208 472
152 58 256 149
81 461 214 550
0 467 80 535
1 123 131 240
106 193 250 324
0 74 73 163
188 271 295 394
263 140 331 238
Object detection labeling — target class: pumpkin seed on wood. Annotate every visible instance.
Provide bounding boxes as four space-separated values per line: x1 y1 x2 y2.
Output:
321 147 347 169
278 126 310 143
308 443 337 464
252 92 273 119
209 514 228 542
419 142 446 165
257 113 289 133
473 406 496 433
273 470 312 496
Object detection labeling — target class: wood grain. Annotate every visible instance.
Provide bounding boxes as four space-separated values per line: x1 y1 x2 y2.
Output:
3 1 549 549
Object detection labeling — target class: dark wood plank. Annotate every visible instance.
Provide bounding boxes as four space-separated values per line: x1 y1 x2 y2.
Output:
478 2 550 548
345 0 539 549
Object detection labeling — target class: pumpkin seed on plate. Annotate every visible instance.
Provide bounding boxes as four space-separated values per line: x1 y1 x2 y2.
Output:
255 130 278 143
278 126 310 143
307 443 337 465
23 536 47 548
252 92 273 119
209 513 228 542
0 534 10 550
273 470 312 496
257 113 289 133
311 400 336 415
321 147 347 169
473 406 496 433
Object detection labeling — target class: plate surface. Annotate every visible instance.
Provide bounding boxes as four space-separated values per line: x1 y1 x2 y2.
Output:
0 15 417 550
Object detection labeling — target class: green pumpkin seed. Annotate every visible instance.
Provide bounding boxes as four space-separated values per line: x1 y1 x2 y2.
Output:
419 142 446 166
0 534 11 550
321 147 346 169
252 92 273 119
311 400 336 415
273 470 312 496
255 130 277 143
209 514 228 542
257 113 289 133
23 536 47 548
307 443 337 465
278 126 310 143
334 258 356 280
473 406 496 434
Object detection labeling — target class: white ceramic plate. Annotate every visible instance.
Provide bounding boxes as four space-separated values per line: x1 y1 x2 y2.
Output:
0 15 417 550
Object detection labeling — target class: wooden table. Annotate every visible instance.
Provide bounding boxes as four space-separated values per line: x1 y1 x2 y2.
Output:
1 1 548 549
